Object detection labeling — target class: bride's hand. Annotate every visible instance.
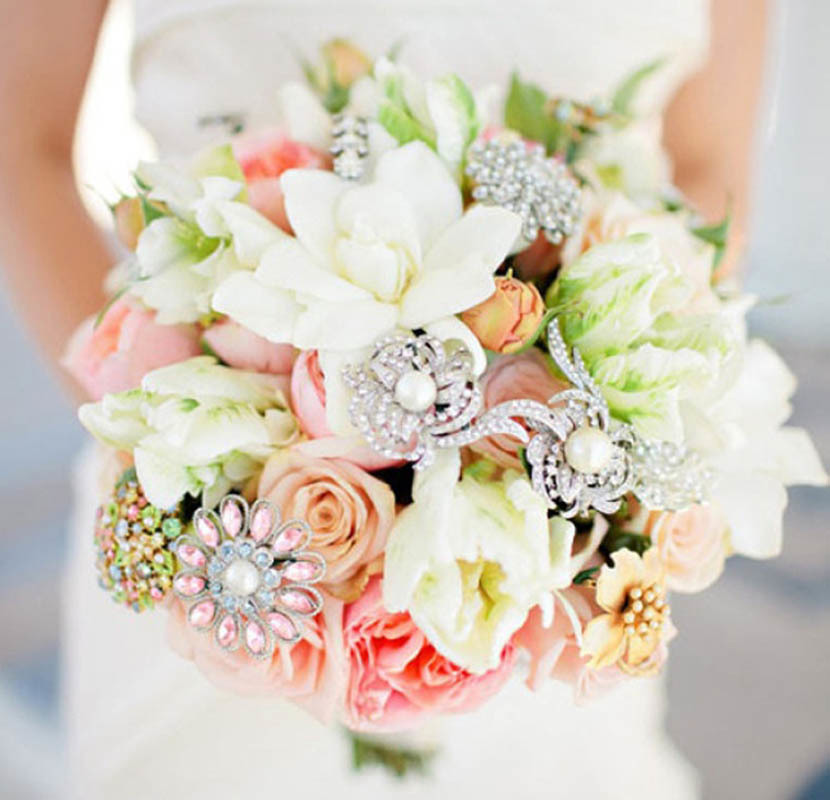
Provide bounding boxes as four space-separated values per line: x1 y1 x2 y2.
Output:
0 0 111 378
665 0 768 279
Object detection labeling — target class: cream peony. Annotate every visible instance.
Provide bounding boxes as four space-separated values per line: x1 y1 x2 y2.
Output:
383 450 575 674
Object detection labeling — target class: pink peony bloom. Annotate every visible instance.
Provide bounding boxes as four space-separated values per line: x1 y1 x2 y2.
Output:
342 578 516 732
203 319 295 376
63 297 201 400
471 349 568 468
258 451 395 603
166 592 347 724
290 350 401 470
514 587 628 705
644 504 728 594
232 129 330 231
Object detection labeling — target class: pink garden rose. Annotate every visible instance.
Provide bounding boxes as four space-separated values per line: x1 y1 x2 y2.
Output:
514 587 628 705
64 297 200 399
644 504 728 594
203 319 295 376
471 349 568 468
290 350 401 470
342 578 516 732
232 129 330 231
258 451 395 602
167 592 347 723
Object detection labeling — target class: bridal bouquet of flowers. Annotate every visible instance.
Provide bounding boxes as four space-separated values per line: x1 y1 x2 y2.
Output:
66 44 826 738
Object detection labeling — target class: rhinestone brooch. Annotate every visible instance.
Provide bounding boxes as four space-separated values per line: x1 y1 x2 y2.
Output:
465 138 582 244
342 334 526 470
331 113 369 181
172 495 325 660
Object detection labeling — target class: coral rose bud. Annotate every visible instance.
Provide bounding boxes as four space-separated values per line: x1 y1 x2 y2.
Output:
460 276 545 354
321 38 372 89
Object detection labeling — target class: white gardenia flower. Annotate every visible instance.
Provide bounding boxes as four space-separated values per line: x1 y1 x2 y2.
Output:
383 450 576 674
78 357 298 508
684 339 827 558
212 139 520 360
130 146 283 324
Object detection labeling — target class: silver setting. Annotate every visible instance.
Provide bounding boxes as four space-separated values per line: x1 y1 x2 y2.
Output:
172 496 325 660
331 113 369 181
465 139 581 244
342 334 525 470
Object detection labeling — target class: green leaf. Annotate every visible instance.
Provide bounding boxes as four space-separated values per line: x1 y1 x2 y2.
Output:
611 59 665 116
321 81 350 114
140 195 166 226
573 566 600 584
504 73 561 152
377 101 436 148
601 529 652 557
692 210 732 269
93 287 128 330
349 732 437 779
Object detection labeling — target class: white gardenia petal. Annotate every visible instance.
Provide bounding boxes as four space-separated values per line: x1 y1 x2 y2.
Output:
423 204 522 275
212 272 300 344
276 82 333 151
281 169 348 267
134 445 198 508
216 201 287 266
258 238 371 302
770 427 829 486
136 161 201 218
292 299 398 351
372 141 463 251
193 176 245 237
423 317 487 376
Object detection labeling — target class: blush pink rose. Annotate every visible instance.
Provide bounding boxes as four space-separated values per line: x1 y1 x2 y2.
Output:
644 504 728 594
471 350 568 468
63 297 201 400
290 350 401 470
514 587 628 705
232 129 330 231
166 592 347 723
342 578 517 732
203 320 295 376
258 451 395 602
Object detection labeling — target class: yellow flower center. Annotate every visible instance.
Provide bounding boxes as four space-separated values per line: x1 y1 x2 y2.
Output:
621 583 670 639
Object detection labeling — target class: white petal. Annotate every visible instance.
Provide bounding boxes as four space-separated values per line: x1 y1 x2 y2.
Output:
281 169 348 267
216 201 286 266
257 238 370 301
769 427 828 486
212 272 300 344
292 300 398 351
373 141 462 251
318 348 370 435
134 446 198 507
424 204 522 275
276 82 333 150
423 317 487 376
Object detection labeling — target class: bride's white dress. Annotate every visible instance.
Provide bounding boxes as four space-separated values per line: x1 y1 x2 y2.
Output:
65 2 708 797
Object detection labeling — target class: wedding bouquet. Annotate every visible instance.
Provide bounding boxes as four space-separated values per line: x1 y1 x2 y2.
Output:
66 43 826 739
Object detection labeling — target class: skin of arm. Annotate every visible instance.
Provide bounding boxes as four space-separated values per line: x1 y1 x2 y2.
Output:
664 0 768 276
0 0 110 371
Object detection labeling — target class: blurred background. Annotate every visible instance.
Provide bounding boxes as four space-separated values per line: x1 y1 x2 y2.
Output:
0 1 827 797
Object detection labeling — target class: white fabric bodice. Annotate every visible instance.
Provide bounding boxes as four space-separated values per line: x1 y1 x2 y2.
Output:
131 0 708 156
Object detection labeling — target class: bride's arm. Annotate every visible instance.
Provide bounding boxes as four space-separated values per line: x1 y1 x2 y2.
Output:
664 0 767 273
0 0 110 368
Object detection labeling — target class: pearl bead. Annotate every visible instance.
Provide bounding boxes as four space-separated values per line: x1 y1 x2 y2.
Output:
222 559 260 597
394 370 437 413
563 426 614 474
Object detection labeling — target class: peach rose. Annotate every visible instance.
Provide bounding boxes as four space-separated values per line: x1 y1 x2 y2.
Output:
258 451 395 602
513 231 562 281
470 349 568 468
63 297 201 399
460 276 545 354
290 350 401 470
515 588 628 704
167 592 347 723
203 319 295 376
644 504 728 594
343 578 516 732
232 130 330 231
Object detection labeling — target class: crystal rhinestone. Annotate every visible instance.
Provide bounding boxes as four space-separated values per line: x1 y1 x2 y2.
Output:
263 568 281 588
236 541 253 558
